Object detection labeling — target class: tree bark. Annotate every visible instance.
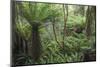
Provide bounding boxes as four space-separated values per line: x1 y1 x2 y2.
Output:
86 6 95 39
28 22 42 62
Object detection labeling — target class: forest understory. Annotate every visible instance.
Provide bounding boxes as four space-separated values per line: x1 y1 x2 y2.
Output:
11 1 96 66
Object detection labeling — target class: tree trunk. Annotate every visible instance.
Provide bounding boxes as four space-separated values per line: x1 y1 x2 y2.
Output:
86 6 96 39
28 22 42 62
62 4 68 49
52 18 60 46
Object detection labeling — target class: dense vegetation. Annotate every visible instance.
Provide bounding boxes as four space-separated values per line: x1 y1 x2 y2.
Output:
12 1 96 66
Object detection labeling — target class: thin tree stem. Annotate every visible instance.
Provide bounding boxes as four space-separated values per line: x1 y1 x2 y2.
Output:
52 18 60 46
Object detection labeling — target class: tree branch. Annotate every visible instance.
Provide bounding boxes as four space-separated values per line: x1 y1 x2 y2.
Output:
62 4 68 46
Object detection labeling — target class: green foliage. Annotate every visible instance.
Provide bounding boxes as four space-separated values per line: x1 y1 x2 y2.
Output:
64 35 91 52
14 2 96 65
16 16 32 40
35 34 91 64
67 15 86 28
17 2 62 24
